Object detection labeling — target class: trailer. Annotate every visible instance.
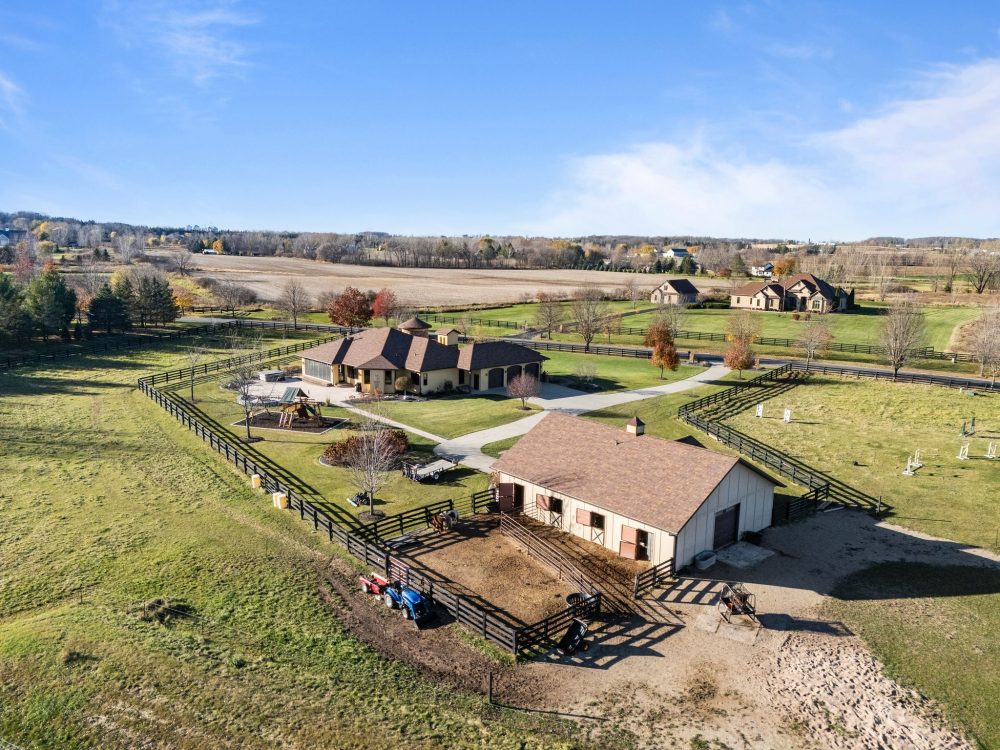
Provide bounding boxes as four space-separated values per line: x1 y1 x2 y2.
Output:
402 458 457 482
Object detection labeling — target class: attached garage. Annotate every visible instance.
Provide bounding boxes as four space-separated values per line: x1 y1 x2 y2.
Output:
488 368 505 388
492 413 781 570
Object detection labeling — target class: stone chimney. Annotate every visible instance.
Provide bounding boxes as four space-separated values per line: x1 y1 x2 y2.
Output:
625 417 645 436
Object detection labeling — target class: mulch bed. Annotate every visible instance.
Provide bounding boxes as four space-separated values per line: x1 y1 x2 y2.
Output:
233 412 348 434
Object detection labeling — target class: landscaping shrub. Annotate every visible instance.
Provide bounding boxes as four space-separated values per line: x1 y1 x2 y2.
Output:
791 312 800 321
322 430 409 466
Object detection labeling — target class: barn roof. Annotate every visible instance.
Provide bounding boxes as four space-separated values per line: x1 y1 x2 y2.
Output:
493 413 780 534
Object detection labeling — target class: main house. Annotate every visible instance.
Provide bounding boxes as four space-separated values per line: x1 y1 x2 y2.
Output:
299 317 546 395
492 413 780 570
649 278 699 305
730 273 852 313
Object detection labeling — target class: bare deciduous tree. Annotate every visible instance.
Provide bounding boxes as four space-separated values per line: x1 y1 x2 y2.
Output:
534 293 564 339
277 279 311 329
871 252 896 302
879 297 926 380
227 330 269 441
185 345 207 402
724 309 762 344
623 276 640 309
506 373 540 409
170 247 194 276
968 306 1000 381
967 251 1000 294
570 287 608 352
114 231 144 265
343 399 403 517
943 247 968 292
573 361 597 386
653 303 687 339
798 321 833 370
216 282 257 315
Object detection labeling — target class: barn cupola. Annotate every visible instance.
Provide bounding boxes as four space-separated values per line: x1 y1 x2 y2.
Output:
625 417 645 436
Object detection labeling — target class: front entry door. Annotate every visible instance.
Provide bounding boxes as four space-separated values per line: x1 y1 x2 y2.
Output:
713 505 740 549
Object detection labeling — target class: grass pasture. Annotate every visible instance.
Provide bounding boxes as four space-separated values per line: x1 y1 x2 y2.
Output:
0 342 588 749
726 375 1000 550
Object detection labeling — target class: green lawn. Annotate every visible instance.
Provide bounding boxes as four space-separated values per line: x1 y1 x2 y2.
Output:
560 303 979 351
541 351 702 391
829 563 1000 749
180 376 489 519
481 435 522 459
379 393 539 439
725 376 1000 550
0 343 591 750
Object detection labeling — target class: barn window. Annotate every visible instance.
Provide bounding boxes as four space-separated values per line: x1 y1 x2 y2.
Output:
591 512 605 530
537 494 562 513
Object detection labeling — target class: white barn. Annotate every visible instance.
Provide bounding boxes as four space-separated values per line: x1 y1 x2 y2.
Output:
492 413 780 570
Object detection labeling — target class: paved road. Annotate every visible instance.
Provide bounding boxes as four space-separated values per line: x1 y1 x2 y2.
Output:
434 365 730 471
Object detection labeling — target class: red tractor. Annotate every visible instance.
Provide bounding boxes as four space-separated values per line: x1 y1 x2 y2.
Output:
359 572 393 596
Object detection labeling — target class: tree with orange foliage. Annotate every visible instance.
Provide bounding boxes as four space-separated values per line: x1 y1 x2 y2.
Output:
724 338 756 379
773 255 798 277
646 318 680 378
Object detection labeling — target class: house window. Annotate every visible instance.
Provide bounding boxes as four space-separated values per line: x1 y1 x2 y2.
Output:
363 370 370 385
736 297 741 304
385 370 393 384
422 373 428 386
303 359 328 381
812 299 822 310
458 370 466 385
346 366 356 379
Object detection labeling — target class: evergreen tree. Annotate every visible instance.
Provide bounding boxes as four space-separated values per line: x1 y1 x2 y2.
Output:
154 277 179 324
111 272 137 327
0 275 32 343
88 283 130 333
23 269 76 339
136 275 156 327
678 256 696 275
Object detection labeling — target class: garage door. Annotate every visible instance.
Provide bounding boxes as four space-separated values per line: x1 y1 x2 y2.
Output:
524 362 539 378
713 504 740 549
506 365 522 381
488 368 504 388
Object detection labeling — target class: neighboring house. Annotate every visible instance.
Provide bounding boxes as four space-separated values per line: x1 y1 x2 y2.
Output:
0 228 27 247
730 273 851 313
299 322 546 395
492 413 780 569
749 262 774 278
659 247 691 260
650 278 699 305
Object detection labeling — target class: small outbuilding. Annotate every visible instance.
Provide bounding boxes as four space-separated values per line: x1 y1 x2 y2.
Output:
492 413 781 570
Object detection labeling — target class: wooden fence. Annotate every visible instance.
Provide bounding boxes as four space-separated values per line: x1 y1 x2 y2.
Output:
0 321 237 372
138 354 601 654
514 593 602 653
499 513 597 596
632 557 675 599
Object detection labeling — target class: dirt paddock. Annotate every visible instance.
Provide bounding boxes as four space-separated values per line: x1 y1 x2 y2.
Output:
399 515 576 624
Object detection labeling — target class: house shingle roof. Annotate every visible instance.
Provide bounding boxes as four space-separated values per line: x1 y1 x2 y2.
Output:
493 413 779 534
456 341 547 371
658 278 699 296
300 328 458 372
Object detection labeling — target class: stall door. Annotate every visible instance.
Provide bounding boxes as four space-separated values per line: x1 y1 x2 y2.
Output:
713 505 740 549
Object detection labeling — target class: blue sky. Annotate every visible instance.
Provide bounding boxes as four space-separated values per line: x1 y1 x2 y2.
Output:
2 1 1000 239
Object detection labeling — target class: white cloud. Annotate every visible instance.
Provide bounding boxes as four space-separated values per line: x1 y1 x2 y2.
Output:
532 58 1000 239
766 43 832 60
104 1 259 84
0 70 25 128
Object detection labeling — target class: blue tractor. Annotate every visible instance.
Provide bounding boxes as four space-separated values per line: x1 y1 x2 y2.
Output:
383 581 432 629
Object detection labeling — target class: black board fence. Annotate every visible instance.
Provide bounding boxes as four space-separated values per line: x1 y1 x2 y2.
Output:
632 557 675 599
138 350 597 654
